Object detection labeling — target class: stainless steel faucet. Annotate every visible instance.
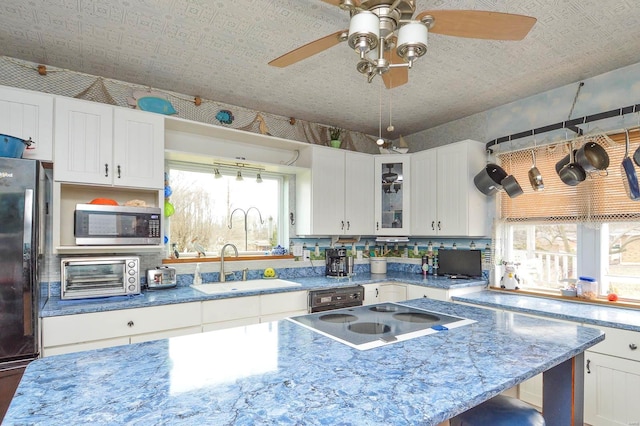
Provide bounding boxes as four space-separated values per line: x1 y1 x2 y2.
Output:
219 243 238 282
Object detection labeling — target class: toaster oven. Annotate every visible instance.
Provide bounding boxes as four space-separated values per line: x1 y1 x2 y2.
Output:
60 256 141 300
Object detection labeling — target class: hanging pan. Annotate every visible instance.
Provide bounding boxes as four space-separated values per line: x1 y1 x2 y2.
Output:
528 150 544 191
558 142 586 186
621 128 640 200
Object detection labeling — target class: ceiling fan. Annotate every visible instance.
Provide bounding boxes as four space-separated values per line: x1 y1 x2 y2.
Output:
268 0 536 89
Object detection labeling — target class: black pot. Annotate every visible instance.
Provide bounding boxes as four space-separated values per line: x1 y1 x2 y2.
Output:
558 147 586 186
575 141 609 172
474 163 508 195
501 175 524 198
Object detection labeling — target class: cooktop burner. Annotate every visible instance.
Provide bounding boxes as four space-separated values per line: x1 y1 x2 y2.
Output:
288 302 475 350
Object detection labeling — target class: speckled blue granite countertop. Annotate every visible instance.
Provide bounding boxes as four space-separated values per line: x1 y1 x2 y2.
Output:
6 298 603 426
41 271 487 317
453 290 640 332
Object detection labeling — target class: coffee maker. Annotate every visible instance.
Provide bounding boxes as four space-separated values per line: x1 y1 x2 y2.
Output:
326 248 351 277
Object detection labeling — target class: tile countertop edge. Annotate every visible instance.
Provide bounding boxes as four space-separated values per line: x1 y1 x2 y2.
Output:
40 272 488 317
453 290 640 333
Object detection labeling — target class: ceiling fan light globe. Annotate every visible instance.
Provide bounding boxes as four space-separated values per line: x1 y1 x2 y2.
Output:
376 138 385 146
396 22 428 60
348 11 380 53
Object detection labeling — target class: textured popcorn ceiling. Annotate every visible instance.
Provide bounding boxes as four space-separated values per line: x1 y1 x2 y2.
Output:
1 0 640 137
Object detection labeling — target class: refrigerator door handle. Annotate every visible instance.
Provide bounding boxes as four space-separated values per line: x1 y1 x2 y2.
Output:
22 189 34 336
23 189 33 260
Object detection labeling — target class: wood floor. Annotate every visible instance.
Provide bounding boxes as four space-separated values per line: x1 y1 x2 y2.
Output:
0 366 25 422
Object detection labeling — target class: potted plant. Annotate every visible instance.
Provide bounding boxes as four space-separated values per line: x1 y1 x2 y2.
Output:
329 127 342 148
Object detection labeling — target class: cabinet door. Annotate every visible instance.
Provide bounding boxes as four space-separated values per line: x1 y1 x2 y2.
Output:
378 284 407 302
260 291 308 321
584 350 640 425
113 108 164 189
405 284 448 301
410 149 438 235
374 155 411 235
202 296 261 325
54 97 113 184
297 147 346 235
362 284 379 305
345 151 374 235
0 86 54 161
436 143 468 235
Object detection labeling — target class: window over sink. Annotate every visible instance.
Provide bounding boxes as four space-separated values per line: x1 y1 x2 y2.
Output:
166 161 287 258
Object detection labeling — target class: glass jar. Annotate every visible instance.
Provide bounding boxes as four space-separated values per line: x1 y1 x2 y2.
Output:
576 276 598 300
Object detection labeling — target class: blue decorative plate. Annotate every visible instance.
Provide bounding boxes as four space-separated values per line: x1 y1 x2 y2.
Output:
137 97 177 115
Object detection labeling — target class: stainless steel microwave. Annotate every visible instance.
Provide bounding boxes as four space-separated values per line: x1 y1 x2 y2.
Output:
74 203 161 245
61 256 141 300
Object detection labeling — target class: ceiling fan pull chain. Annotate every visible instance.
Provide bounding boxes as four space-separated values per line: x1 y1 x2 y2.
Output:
387 79 394 132
377 79 384 146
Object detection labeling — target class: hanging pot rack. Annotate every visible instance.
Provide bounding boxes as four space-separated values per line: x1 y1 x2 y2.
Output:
486 103 640 151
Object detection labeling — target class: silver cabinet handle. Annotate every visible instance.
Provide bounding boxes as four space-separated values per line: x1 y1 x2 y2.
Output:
346 221 350 230
376 222 379 230
630 343 638 350
117 165 121 179
431 221 435 230
437 221 441 230
586 359 591 374
104 163 109 177
341 221 345 230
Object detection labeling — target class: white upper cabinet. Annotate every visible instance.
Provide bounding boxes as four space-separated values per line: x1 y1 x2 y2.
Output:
54 97 164 189
344 150 375 235
374 155 411 235
411 139 490 237
0 85 54 161
113 108 165 189
296 146 374 236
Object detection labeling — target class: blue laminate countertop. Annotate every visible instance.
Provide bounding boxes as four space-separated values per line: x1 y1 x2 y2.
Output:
41 271 487 317
6 298 603 426
453 290 640 332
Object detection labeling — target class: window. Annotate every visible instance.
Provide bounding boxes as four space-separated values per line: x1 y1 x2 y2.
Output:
495 130 640 302
500 223 577 291
166 162 286 257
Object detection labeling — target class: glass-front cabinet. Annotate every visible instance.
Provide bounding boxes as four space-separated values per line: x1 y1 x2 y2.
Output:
374 155 410 235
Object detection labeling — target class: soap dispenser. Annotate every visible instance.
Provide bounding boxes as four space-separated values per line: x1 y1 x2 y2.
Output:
193 263 202 285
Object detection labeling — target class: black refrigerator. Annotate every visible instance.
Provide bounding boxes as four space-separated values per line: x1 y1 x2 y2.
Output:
0 157 41 370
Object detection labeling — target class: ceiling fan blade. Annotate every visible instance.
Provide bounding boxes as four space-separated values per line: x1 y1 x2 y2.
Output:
382 49 408 89
320 0 360 6
416 10 536 41
268 30 346 67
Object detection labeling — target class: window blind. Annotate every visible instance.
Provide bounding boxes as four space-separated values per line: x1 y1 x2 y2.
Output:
497 129 640 223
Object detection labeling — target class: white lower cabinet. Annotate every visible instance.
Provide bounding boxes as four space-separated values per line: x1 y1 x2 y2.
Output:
202 296 261 332
363 283 408 304
504 319 640 425
584 326 640 426
202 291 308 332
42 302 201 356
406 285 447 301
406 284 485 301
260 291 308 322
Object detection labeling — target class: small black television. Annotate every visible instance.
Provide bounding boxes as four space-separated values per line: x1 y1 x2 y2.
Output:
437 249 482 278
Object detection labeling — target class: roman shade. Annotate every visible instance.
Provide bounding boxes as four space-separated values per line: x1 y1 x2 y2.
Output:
497 129 640 224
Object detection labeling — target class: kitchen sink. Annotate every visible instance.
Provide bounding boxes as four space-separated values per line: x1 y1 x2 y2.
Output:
191 278 302 295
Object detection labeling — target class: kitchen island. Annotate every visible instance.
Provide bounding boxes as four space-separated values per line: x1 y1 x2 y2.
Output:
6 298 603 425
